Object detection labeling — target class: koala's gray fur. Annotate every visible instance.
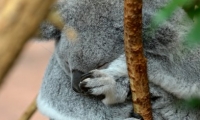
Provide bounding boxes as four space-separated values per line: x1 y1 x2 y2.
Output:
37 0 200 120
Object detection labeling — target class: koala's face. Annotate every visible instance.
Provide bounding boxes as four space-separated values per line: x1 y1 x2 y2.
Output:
54 0 125 92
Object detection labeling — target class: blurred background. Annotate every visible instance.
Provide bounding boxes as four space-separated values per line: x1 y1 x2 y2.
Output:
0 40 55 120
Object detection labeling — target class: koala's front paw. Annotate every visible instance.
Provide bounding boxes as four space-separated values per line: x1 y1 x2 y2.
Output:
79 69 118 105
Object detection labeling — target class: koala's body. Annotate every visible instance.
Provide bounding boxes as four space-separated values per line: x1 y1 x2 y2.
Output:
37 0 200 120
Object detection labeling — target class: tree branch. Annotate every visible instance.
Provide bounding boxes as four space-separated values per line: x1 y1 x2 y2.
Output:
0 0 56 87
124 0 153 119
19 97 37 120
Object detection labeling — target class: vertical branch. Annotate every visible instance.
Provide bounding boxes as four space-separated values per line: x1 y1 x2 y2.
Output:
124 0 153 120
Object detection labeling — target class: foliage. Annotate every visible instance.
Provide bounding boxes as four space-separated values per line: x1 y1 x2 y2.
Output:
177 97 200 109
153 0 200 44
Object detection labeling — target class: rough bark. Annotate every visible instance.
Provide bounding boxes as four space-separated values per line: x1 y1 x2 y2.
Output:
0 0 56 87
124 0 153 119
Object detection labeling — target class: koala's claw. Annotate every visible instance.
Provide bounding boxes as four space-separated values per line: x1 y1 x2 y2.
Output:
81 72 94 81
79 69 129 105
79 81 89 93
79 80 104 95
79 81 105 101
79 72 95 94
79 70 120 105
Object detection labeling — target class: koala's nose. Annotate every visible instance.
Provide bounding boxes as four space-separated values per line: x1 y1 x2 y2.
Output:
72 70 84 93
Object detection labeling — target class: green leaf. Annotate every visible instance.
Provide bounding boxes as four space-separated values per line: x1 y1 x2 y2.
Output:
152 0 188 28
181 97 200 109
186 10 200 45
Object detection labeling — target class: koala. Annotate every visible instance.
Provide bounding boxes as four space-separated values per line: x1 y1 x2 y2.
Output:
37 0 200 120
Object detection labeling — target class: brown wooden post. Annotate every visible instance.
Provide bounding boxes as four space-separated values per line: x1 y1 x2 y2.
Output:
124 0 153 119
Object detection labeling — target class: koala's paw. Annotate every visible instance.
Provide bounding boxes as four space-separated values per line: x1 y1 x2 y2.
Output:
79 69 118 105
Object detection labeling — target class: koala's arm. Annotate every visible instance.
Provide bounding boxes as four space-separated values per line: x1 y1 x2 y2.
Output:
147 55 200 100
81 51 200 105
106 52 200 100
